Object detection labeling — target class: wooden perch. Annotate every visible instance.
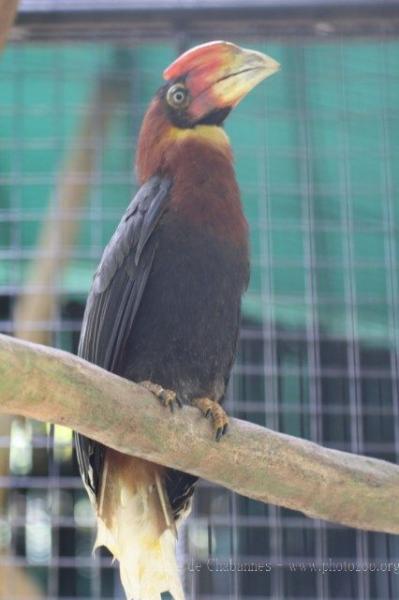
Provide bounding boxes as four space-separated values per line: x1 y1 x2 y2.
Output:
0 333 398 535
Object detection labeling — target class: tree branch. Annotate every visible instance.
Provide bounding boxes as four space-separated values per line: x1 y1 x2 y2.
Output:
0 0 20 52
14 73 128 344
0 333 398 534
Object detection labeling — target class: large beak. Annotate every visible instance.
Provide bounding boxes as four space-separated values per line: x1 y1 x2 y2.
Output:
164 40 280 121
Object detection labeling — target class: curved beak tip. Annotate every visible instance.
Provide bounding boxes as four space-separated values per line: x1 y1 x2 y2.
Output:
240 47 281 77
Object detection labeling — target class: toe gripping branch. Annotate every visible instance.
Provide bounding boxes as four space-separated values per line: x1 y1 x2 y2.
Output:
140 381 229 440
192 397 229 441
140 380 183 412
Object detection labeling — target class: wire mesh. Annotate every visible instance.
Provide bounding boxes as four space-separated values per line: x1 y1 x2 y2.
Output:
0 5 399 600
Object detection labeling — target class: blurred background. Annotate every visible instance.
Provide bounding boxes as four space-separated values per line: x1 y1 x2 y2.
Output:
0 0 399 598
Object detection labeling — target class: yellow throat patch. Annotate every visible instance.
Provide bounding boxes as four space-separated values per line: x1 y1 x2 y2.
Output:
166 124 230 150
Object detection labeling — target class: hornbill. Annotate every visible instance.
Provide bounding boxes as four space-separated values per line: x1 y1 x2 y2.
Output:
75 41 279 600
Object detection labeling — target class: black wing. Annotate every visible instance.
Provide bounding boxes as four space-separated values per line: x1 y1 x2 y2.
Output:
74 175 172 504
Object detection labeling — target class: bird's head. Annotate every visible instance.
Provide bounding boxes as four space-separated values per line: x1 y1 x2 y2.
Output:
161 40 280 127
136 41 280 181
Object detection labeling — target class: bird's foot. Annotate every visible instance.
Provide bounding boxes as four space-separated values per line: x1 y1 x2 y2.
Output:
192 397 229 441
139 380 182 412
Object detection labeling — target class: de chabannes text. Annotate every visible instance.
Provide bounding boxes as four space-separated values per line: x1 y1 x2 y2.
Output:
186 558 399 574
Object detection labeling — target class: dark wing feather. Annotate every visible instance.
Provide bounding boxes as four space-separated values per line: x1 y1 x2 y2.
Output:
74 175 172 503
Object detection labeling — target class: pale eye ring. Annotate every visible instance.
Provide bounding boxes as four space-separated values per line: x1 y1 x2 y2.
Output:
167 84 189 107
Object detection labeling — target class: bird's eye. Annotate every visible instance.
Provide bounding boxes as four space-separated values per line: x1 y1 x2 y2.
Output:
166 84 189 108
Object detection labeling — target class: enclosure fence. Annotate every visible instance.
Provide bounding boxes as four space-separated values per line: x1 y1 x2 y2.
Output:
0 2 399 599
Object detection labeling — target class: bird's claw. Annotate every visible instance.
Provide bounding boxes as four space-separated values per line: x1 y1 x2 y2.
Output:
216 422 229 442
139 380 182 412
192 397 229 441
